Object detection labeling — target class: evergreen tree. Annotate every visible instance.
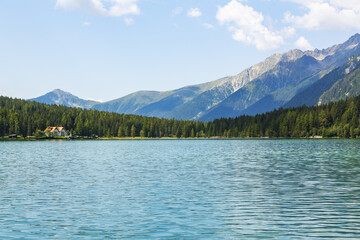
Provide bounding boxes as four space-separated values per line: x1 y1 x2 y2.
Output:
131 125 136 138
191 128 195 138
118 126 124 137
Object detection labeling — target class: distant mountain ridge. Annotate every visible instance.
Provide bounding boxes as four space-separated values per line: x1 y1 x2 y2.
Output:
30 33 360 120
29 89 99 109
199 34 360 120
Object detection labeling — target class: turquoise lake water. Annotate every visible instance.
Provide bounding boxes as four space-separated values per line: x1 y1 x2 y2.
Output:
0 139 360 239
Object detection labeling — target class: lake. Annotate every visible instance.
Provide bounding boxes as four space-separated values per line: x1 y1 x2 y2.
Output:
0 139 360 239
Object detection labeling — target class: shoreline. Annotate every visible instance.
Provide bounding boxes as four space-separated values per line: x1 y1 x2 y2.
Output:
0 136 358 141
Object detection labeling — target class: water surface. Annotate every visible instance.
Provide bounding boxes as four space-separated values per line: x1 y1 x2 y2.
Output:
0 139 360 239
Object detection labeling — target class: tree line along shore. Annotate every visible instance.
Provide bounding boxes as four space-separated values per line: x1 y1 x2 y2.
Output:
0 95 360 139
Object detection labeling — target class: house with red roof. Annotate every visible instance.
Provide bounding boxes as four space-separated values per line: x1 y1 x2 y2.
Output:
44 126 67 137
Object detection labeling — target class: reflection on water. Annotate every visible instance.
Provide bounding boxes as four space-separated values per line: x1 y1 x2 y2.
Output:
0 139 360 239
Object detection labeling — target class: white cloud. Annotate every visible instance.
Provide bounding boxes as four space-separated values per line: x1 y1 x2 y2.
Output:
216 0 284 50
203 23 215 29
280 26 296 38
82 21 91 26
56 0 139 17
330 0 360 11
285 0 360 30
187 8 202 18
124 17 134 25
295 36 313 50
56 0 106 15
108 0 140 16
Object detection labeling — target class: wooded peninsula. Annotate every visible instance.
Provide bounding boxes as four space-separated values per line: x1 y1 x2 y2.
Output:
0 95 359 139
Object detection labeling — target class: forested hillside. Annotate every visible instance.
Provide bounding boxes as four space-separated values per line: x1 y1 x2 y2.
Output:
0 95 360 138
319 62 360 104
285 54 360 108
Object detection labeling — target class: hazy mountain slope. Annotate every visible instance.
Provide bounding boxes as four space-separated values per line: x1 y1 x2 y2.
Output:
170 79 235 119
319 57 360 104
149 33 360 120
92 49 305 119
29 89 99 109
92 78 224 115
285 55 360 108
200 55 324 120
240 69 332 115
134 87 204 118
166 50 306 119
133 79 226 118
91 90 172 114
252 43 360 113
199 34 360 120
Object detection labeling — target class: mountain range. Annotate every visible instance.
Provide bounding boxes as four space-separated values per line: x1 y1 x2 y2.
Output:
30 33 360 121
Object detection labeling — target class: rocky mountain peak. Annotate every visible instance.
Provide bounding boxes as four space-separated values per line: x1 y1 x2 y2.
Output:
280 49 304 62
51 89 71 97
346 33 360 45
29 89 99 109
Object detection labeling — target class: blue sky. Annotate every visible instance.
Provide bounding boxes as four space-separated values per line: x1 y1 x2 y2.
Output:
0 0 359 101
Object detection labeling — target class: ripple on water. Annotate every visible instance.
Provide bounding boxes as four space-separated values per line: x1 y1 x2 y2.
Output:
0 139 360 239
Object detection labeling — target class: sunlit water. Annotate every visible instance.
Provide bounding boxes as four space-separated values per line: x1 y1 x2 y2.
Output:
0 139 360 239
